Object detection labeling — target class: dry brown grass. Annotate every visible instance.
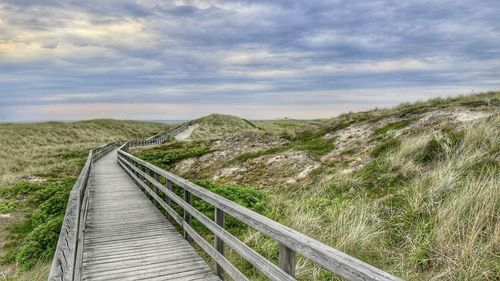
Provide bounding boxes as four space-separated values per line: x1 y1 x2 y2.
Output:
0 119 170 183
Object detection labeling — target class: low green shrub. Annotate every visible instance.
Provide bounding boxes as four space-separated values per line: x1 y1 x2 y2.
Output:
0 199 18 214
415 137 446 164
236 146 288 162
374 120 411 136
282 128 335 156
371 138 401 158
191 180 268 236
16 215 64 270
135 142 213 170
0 179 75 269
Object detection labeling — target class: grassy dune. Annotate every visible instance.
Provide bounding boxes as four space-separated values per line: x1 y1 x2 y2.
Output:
132 92 499 280
0 119 169 183
0 119 170 280
186 114 259 140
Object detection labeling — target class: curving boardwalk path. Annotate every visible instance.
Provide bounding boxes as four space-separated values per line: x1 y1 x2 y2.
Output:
81 150 219 281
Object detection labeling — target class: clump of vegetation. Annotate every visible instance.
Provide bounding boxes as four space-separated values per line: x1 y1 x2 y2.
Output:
371 138 401 158
282 127 336 156
253 119 324 136
191 180 268 235
0 179 74 269
415 137 446 164
132 141 214 170
374 120 411 136
0 199 18 214
235 146 288 162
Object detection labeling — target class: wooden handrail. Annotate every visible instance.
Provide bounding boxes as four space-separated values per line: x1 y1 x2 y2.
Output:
48 141 118 281
117 144 402 281
49 126 186 281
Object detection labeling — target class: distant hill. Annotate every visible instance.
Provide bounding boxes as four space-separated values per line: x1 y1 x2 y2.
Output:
184 114 259 140
0 119 171 183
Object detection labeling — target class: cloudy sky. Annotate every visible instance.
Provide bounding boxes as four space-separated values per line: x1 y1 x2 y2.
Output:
1 0 499 121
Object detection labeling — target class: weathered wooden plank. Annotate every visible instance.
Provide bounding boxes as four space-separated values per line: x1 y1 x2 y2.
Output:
118 155 294 281
118 160 183 225
183 222 249 281
80 150 219 281
49 142 117 281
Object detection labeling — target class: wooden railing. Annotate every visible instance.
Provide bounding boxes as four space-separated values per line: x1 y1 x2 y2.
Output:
138 125 187 146
48 125 186 281
117 143 402 281
48 141 117 281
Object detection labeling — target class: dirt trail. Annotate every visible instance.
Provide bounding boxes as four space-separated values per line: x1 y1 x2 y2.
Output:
174 124 199 140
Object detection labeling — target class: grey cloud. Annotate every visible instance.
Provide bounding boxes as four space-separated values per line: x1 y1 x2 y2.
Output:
0 0 499 120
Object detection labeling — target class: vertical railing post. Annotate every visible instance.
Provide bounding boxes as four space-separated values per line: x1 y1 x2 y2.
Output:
215 208 225 280
153 173 160 207
165 180 173 221
147 170 155 201
183 190 192 242
279 243 296 277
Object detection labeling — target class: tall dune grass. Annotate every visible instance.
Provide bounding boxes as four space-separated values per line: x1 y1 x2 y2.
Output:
252 113 500 280
0 119 169 183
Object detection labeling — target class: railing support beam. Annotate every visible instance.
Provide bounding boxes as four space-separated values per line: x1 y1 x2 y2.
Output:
184 190 192 242
215 208 225 280
279 243 296 278
165 180 173 222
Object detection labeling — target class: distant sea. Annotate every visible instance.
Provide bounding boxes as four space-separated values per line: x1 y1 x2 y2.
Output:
148 120 188 124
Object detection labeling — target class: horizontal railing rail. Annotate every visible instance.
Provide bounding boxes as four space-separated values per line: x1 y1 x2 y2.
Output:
48 141 118 281
117 143 402 281
49 126 185 281
140 125 187 146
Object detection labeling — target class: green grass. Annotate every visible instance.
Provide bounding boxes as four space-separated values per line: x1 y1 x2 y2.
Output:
374 120 411 136
371 138 401 158
0 179 74 269
2 92 497 280
191 180 268 236
283 127 336 157
235 146 289 162
186 114 259 140
253 119 324 135
131 141 214 170
0 119 170 183
0 199 18 214
131 92 500 280
0 119 171 279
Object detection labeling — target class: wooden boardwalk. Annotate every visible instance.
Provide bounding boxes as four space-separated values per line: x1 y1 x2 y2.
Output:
81 149 219 281
49 135 401 281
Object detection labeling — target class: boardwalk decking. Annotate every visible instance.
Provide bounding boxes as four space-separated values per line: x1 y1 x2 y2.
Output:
81 149 219 281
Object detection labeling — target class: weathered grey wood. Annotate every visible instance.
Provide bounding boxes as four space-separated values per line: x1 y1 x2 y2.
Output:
118 155 294 281
183 222 249 281
118 150 402 281
118 160 183 225
153 173 160 208
184 190 192 242
49 142 117 281
215 208 225 280
80 150 219 281
279 243 296 277
165 180 174 222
